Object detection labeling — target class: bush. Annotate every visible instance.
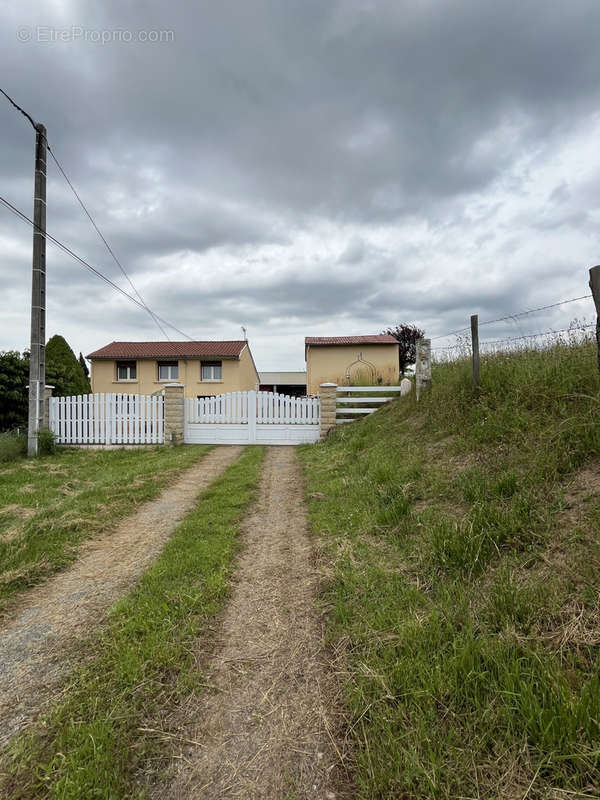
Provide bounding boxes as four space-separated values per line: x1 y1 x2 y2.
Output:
0 431 27 463
37 427 56 456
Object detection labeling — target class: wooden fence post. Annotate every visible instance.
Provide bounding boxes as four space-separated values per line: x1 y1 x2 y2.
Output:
590 265 600 377
415 338 431 401
471 314 480 391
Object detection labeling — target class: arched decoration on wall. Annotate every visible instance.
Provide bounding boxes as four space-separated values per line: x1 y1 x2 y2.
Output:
344 352 377 384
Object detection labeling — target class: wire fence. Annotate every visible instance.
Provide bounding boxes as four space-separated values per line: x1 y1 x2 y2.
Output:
430 292 597 361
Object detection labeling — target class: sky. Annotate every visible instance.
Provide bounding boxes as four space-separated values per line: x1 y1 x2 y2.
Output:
0 0 599 371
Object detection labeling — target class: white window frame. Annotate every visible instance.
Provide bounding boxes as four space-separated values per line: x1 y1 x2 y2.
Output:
158 361 179 381
116 361 137 381
201 360 222 381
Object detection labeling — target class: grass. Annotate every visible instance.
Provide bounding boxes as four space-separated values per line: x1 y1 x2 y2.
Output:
1 445 265 799
0 431 27 463
0 445 212 609
299 334 600 799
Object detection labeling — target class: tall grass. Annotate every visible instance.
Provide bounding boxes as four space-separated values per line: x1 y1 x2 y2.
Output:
300 334 600 798
0 431 26 463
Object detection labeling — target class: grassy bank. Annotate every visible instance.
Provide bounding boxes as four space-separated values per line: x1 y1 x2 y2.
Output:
1 445 265 799
300 336 600 799
0 445 212 609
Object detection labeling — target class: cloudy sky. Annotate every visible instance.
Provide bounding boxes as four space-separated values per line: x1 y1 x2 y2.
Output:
1 0 599 370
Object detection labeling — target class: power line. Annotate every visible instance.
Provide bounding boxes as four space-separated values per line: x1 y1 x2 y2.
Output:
46 144 171 340
1 86 183 342
0 194 196 341
0 87 37 130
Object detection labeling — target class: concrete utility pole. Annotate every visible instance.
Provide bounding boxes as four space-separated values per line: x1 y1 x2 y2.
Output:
27 123 47 457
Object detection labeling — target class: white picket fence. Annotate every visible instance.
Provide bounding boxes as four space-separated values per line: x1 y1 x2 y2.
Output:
187 391 320 425
336 385 405 423
49 393 164 445
185 390 320 445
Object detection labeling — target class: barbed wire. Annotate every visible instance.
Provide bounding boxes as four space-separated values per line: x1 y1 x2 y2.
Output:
432 322 595 352
431 294 593 341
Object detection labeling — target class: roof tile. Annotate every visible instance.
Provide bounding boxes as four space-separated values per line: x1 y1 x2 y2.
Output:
305 334 398 346
87 341 247 359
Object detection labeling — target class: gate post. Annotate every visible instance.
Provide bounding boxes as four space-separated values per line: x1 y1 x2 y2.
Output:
319 383 337 438
415 338 432 401
164 383 185 445
248 390 257 443
43 385 54 430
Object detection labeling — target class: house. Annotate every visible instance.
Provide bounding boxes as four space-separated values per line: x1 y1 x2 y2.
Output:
305 334 399 395
86 340 260 398
259 371 307 397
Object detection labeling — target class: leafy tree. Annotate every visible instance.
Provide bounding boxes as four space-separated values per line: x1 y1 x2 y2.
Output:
383 323 425 376
0 351 29 431
46 335 91 396
79 353 90 380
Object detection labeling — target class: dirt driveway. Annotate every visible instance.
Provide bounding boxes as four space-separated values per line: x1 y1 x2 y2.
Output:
148 446 349 800
0 445 243 750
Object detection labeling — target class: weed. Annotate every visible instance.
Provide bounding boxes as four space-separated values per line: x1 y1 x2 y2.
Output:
0 431 26 463
37 428 56 456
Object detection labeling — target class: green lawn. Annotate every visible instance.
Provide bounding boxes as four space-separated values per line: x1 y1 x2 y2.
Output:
0 445 212 609
300 337 600 799
2 445 265 799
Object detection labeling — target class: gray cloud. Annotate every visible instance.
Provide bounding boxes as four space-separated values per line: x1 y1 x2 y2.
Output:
1 0 600 369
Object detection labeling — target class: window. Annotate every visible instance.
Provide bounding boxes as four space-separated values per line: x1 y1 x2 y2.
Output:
201 360 222 381
116 361 136 381
158 361 179 381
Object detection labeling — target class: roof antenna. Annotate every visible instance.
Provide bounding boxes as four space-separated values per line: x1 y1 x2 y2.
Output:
241 326 247 341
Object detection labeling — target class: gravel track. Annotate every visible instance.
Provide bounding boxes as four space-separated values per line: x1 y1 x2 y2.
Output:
149 446 349 800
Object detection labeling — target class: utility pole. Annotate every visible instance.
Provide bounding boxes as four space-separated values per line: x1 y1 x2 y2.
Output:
27 123 47 457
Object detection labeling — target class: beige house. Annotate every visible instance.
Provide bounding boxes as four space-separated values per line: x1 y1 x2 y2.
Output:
305 335 400 395
87 340 259 398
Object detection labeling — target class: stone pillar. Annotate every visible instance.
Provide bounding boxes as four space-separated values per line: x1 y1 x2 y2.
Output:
43 385 54 429
164 383 185 445
415 338 432 401
319 382 337 439
400 377 412 396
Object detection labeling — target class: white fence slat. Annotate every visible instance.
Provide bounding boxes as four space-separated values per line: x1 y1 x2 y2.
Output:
336 385 403 392
337 396 394 404
141 395 147 442
150 396 156 443
84 395 91 443
158 395 164 443
65 396 71 442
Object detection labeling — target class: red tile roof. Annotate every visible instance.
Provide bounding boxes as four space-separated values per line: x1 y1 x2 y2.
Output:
87 341 247 360
305 335 398 346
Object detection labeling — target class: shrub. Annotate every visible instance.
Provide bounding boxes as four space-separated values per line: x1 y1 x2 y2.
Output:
37 427 56 456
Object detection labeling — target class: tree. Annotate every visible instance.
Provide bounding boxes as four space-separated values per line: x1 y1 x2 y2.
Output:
78 353 90 380
46 335 91 396
383 323 425 376
0 351 29 431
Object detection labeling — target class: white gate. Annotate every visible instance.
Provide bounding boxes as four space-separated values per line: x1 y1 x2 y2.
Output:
49 393 164 445
184 390 320 445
